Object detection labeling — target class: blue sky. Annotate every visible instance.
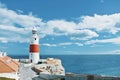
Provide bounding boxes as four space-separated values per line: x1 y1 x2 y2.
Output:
0 0 120 55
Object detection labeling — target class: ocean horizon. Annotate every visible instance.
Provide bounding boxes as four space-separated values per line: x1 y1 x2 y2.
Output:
9 54 120 77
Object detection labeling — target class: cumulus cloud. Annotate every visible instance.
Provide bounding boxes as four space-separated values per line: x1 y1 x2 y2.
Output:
46 20 99 40
0 7 43 26
1 2 120 47
78 14 120 34
85 37 120 45
0 2 98 43
47 20 77 34
0 3 43 43
70 29 99 40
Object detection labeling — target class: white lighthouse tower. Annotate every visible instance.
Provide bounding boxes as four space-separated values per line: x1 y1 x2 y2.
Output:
29 27 40 63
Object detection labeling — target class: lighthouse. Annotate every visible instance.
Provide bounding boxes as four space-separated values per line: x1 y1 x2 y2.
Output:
29 27 40 63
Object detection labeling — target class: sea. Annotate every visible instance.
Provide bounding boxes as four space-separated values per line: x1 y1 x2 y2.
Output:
9 55 120 77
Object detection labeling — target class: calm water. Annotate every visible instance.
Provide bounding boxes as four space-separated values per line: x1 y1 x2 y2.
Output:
10 55 120 77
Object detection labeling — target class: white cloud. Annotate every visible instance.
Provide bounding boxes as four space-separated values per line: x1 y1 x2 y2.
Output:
85 37 120 45
0 4 99 43
59 42 73 46
70 29 99 40
59 42 83 46
74 42 84 46
0 8 43 30
47 20 77 34
1 2 120 45
46 20 99 40
0 37 8 43
41 42 83 47
0 25 25 34
0 3 43 43
78 14 120 34
41 43 57 47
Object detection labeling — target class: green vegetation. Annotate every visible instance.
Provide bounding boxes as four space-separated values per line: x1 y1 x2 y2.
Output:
0 77 15 80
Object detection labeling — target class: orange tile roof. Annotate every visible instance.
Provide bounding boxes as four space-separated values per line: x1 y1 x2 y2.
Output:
0 56 19 73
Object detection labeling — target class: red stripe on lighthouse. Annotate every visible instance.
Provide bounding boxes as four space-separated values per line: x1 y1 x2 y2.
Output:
29 44 39 53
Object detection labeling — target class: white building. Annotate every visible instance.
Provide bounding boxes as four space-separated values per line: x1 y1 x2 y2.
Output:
29 27 40 63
